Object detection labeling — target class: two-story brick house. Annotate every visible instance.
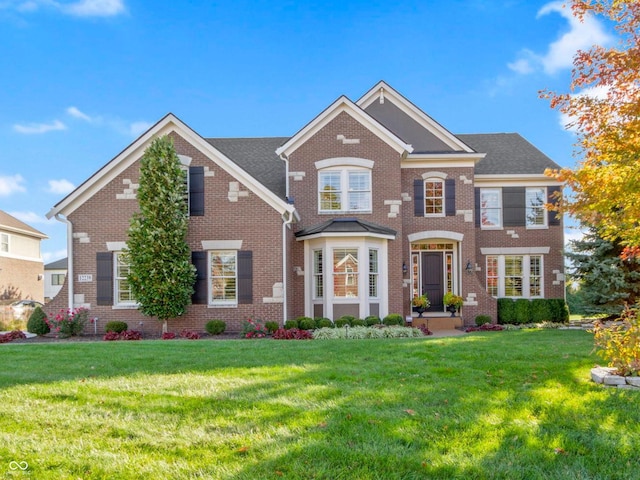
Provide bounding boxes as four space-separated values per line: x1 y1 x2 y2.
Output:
46 82 564 334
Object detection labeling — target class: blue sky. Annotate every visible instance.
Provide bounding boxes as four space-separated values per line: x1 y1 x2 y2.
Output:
0 0 613 263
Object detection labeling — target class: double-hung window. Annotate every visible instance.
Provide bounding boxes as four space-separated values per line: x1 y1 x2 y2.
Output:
480 188 501 228
51 274 66 286
368 249 379 298
209 250 237 305
424 179 444 216
526 187 547 228
319 169 371 213
313 249 324 299
333 248 359 298
114 252 136 306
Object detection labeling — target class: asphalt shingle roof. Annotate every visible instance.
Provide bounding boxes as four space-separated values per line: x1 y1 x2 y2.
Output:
0 210 47 238
295 218 397 238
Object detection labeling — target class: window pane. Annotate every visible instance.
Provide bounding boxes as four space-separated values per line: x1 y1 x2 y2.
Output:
369 249 378 298
314 250 323 299
504 256 523 297
115 252 135 305
486 256 498 297
211 251 237 303
333 248 358 298
530 255 542 296
526 188 546 226
424 180 444 215
348 172 371 211
319 172 342 211
481 189 501 227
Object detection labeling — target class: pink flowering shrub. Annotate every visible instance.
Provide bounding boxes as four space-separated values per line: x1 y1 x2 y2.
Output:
241 318 268 338
46 308 89 338
103 330 143 341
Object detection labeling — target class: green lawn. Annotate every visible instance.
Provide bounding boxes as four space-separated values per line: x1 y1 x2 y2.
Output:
0 330 637 479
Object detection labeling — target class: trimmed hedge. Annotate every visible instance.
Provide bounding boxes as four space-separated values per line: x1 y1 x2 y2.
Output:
27 306 50 335
497 298 569 324
315 318 333 328
105 321 128 333
382 314 404 326
475 315 492 326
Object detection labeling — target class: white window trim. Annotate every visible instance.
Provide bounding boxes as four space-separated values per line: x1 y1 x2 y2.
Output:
208 250 238 307
480 188 502 230
113 251 138 308
486 254 544 299
526 187 548 230
318 167 372 214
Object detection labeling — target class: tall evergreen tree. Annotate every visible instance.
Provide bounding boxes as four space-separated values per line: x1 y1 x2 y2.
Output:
566 225 640 317
126 136 196 332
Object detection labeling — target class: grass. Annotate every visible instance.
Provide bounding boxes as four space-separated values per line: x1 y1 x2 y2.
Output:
0 330 638 479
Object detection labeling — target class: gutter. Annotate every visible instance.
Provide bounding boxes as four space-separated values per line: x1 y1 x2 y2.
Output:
54 213 74 311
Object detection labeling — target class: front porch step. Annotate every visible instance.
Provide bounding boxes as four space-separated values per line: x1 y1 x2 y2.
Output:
410 316 462 331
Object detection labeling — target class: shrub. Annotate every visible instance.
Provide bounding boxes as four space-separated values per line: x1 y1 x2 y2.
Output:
264 321 280 334
46 308 89 338
475 315 492 326
162 332 176 339
465 324 504 332
298 317 316 330
105 321 128 333
272 328 313 340
27 306 50 335
180 330 201 340
120 330 143 340
514 299 530 325
382 314 404 326
530 299 551 323
205 320 226 335
315 317 333 328
334 316 351 328
103 331 121 341
351 318 365 327
549 298 570 323
0 330 27 343
417 324 433 336
284 319 299 330
593 305 640 376
364 316 380 326
497 298 515 324
241 318 268 338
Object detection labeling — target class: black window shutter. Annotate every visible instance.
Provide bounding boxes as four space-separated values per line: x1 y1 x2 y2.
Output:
189 166 205 216
474 188 480 227
237 251 253 304
548 186 562 226
445 179 456 217
503 187 525 227
96 252 113 306
191 251 208 304
414 179 424 217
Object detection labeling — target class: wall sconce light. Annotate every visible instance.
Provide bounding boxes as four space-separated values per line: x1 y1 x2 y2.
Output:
402 262 407 275
465 260 474 274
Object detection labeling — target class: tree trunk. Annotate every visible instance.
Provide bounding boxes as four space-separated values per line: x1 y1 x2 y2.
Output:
162 320 168 334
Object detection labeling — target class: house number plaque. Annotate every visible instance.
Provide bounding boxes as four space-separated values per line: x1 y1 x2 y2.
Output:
78 274 93 283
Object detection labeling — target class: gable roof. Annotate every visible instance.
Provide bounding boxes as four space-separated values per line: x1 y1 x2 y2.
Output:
0 210 47 239
206 137 288 199
47 114 295 219
459 133 561 175
45 257 68 270
275 95 413 158
357 81 475 154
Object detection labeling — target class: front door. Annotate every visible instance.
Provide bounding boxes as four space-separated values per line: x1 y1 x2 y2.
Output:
422 252 444 311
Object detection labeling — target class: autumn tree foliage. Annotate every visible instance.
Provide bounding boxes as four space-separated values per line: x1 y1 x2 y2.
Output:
542 1 640 256
126 136 196 333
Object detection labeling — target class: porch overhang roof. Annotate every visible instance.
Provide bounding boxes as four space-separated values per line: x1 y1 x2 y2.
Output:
295 218 397 241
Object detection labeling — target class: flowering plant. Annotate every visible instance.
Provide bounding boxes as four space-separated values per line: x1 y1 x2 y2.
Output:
443 292 464 308
411 294 430 309
241 318 268 339
46 308 89 338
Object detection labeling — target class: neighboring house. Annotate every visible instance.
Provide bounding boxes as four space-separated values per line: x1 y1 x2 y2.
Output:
46 82 564 334
44 257 67 302
0 210 47 303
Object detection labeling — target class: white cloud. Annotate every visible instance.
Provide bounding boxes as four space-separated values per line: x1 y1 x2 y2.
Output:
0 174 26 196
48 179 75 194
8 210 51 225
13 119 67 134
508 1 613 76
0 0 125 17
61 0 125 17
66 106 92 122
129 121 152 137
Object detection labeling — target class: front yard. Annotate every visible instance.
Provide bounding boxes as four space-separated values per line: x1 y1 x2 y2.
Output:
0 330 637 479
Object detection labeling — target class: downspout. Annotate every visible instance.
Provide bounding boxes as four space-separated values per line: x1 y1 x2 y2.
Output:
55 213 74 311
282 210 295 326
279 153 290 201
